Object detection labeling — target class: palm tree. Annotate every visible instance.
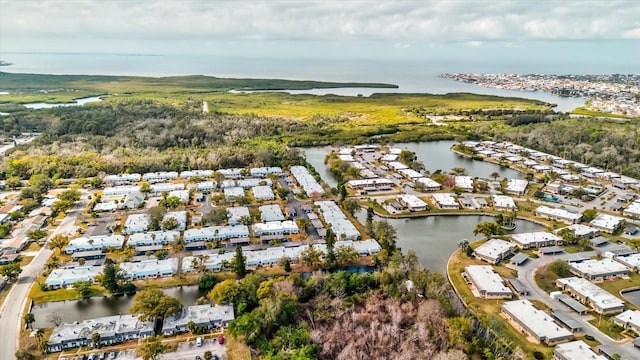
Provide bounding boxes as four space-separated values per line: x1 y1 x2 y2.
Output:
34 328 44 342
490 172 500 181
23 313 35 330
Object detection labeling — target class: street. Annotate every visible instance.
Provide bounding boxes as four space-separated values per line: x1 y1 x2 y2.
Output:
0 196 87 357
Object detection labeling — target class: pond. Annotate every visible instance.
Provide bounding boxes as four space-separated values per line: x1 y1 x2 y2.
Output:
31 285 207 328
355 211 544 273
22 96 103 109
622 288 640 307
302 140 526 188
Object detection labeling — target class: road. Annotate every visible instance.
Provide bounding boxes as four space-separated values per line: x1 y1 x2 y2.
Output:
0 196 87 357
515 250 639 359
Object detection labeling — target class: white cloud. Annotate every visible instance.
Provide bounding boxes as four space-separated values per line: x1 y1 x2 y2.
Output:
0 0 639 53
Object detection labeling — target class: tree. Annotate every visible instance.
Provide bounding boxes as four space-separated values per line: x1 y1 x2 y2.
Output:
296 218 311 237
140 336 166 360
336 245 360 266
5 176 22 189
48 234 70 252
23 312 35 330
48 313 63 327
187 320 196 333
324 229 337 269
140 182 152 194
91 332 102 348
57 188 81 202
26 229 48 242
233 245 247 277
473 221 502 238
339 183 347 202
100 258 126 293
38 338 49 355
162 216 179 230
208 279 241 304
365 206 375 236
159 195 182 209
490 172 500 181
148 206 167 231
73 280 93 299
582 209 598 223
280 257 292 272
300 245 323 269
203 207 228 225
451 167 468 176
557 228 578 245
204 350 213 360
341 199 361 217
15 348 35 360
0 263 22 281
130 288 183 323
29 174 53 194
374 220 397 254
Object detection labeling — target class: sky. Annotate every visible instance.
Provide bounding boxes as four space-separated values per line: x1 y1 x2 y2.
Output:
1 0 639 64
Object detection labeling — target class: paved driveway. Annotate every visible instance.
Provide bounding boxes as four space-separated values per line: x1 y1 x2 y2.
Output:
160 338 226 360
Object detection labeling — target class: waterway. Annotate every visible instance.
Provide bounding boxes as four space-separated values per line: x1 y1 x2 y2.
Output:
622 289 640 307
22 96 103 109
31 285 207 328
302 140 524 188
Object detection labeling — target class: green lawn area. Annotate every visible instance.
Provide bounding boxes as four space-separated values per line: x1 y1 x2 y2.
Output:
448 248 554 359
588 314 626 340
29 282 108 304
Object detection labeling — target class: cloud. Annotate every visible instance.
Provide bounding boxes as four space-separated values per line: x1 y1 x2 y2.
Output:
1 0 639 53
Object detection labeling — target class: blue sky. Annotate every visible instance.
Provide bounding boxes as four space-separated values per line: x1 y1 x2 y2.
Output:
1 0 639 63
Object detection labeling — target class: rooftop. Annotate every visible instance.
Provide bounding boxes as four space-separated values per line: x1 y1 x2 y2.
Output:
465 265 512 295
554 340 606 360
557 277 625 311
473 239 515 261
570 259 628 277
501 300 573 341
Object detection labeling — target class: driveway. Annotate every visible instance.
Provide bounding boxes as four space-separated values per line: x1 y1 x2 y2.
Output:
159 338 226 360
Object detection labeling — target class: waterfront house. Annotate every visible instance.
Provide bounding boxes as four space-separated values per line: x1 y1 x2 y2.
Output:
290 166 324 197
398 195 428 212
492 195 517 211
464 265 513 299
501 300 573 345
510 232 563 249
614 310 640 336
473 239 516 264
44 266 104 289
556 277 625 314
431 193 459 209
505 179 528 195
315 201 359 239
416 177 441 191
535 206 582 224
162 305 235 336
454 176 473 192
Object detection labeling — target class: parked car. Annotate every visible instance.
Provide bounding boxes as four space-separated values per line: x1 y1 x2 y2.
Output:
217 335 225 345
196 337 203 347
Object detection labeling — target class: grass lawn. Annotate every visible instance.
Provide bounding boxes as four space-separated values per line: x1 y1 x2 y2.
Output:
597 273 640 310
588 314 626 340
29 281 107 304
225 335 252 360
20 256 35 266
534 261 570 293
448 248 554 359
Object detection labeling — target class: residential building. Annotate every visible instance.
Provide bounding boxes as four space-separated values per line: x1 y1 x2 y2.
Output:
535 206 582 224
398 195 428 212
464 265 513 299
179 170 213 179
501 300 573 345
162 305 235 336
184 225 250 242
624 201 640 218
554 224 599 238
47 314 154 352
149 182 184 196
614 254 640 272
142 171 179 182
315 201 360 240
613 310 640 336
492 195 517 210
290 166 324 197
224 186 245 200
397 168 423 180
218 168 243 179
238 178 272 188
347 179 394 191
473 239 516 264
119 258 177 280
194 181 216 191
415 177 441 191
64 235 125 254
454 176 474 192
227 206 249 225
126 231 180 247
103 173 142 184
259 204 285 222
122 191 145 209
431 193 459 209
252 221 299 237
569 259 628 282
590 214 625 234
556 277 625 314
252 185 275 200
102 185 141 197
505 179 528 195
553 341 606 360
510 232 563 249
44 266 104 289
163 211 188 231
168 189 190 202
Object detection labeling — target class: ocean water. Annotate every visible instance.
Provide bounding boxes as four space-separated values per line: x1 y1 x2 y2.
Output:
0 52 608 111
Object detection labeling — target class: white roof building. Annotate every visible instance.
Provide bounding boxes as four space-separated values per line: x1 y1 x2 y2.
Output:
227 206 250 225
347 179 394 191
163 211 188 231
501 300 573 345
398 168 423 179
555 224 600 238
252 186 275 201
510 232 562 249
492 195 517 210
123 214 150 234
149 182 184 196
473 239 516 264
623 201 640 218
184 225 250 242
614 254 640 271
224 186 245 199
464 265 513 299
398 195 428 211
238 178 272 188
103 173 141 184
65 235 125 254
169 189 190 202
315 201 360 240
570 259 628 281
535 206 582 224
259 204 285 222
162 305 235 335
120 258 177 280
590 214 625 233
44 266 104 289
454 176 473 191
613 310 640 335
220 179 236 188
380 154 398 162
290 166 324 197
103 185 141 196
553 340 606 360
142 171 179 181
556 277 625 314
218 168 243 179
431 193 459 209
179 170 213 179
253 221 299 236
387 161 408 171
194 181 216 191
505 179 528 195
127 230 180 247
416 177 441 190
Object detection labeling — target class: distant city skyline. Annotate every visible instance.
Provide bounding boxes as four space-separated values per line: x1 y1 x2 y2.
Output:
1 0 639 64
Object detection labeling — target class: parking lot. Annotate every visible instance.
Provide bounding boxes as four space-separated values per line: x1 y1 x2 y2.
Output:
160 338 226 360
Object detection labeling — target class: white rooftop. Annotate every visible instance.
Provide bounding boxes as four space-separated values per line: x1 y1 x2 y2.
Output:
431 193 459 207
555 224 599 238
613 254 640 270
511 232 561 246
501 300 573 341
590 214 625 231
416 177 441 188
224 187 245 198
474 239 515 261
554 340 606 360
492 195 517 209
614 310 640 330
398 194 428 209
570 259 628 277
506 179 528 193
465 265 512 295
557 277 625 311
535 206 582 222
290 166 324 197
454 176 473 190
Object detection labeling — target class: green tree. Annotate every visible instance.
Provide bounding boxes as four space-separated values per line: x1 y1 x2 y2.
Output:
130 287 183 323
15 349 35 360
557 228 578 245
582 209 598 222
159 195 182 209
233 245 247 277
295 218 311 237
23 312 35 330
57 188 81 202
26 229 48 242
5 176 22 189
29 174 53 194
374 220 397 254
365 206 375 236
38 338 49 355
91 332 102 348
73 280 93 299
490 172 500 181
162 216 179 230
324 229 337 270
100 258 126 293
0 262 22 281
140 182 152 194
204 350 213 360
280 257 292 272
148 206 167 231
336 245 360 266
140 336 166 360
203 207 228 225
208 279 241 304
473 221 502 238
300 245 323 269
186 320 196 333
341 199 361 217
47 234 70 252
